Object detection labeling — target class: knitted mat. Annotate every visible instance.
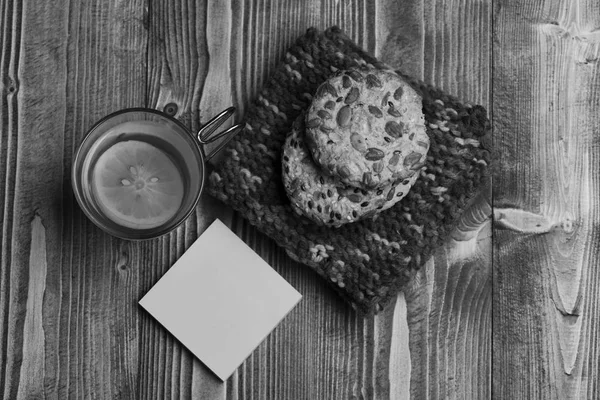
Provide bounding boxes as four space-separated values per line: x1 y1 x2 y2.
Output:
207 27 491 314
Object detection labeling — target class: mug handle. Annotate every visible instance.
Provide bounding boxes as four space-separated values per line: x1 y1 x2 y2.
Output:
197 107 244 161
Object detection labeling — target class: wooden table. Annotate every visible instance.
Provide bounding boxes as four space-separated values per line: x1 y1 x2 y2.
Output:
1 0 598 398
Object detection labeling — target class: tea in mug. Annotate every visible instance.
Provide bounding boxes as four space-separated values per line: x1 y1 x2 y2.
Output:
90 122 186 230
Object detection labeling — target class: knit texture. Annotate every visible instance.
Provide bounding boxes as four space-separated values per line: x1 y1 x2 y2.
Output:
207 27 491 314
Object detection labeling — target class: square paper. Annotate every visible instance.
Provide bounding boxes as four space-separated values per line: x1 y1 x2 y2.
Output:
139 218 302 381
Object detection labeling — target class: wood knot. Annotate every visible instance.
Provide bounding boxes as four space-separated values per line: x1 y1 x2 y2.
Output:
561 217 575 233
3 76 18 94
163 103 178 116
116 250 130 271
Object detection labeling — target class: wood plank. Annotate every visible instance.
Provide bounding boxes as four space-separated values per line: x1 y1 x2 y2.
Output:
377 0 492 398
493 0 600 397
0 1 25 397
0 0 72 398
1 0 149 398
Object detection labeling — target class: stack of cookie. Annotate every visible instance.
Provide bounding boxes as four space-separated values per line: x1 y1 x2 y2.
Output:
282 68 430 227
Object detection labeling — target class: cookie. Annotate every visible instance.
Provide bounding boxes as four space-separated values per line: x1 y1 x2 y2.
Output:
305 68 429 189
282 114 419 228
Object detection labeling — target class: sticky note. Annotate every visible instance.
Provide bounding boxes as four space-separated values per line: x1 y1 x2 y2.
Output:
139 218 302 381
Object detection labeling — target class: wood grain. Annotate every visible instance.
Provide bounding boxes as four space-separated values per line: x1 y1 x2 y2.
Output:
16 215 47 400
1 0 149 398
1 1 73 398
378 0 493 398
59 1 149 398
142 1 216 397
493 0 600 397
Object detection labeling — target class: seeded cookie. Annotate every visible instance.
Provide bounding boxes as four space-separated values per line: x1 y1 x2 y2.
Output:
282 114 419 228
305 68 429 190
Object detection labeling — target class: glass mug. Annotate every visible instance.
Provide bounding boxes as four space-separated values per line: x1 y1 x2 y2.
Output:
72 107 242 240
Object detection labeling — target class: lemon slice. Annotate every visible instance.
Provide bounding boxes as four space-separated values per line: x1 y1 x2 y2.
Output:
92 140 184 229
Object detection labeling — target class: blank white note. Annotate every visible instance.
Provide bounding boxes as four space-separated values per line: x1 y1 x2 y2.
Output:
139 218 302 381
